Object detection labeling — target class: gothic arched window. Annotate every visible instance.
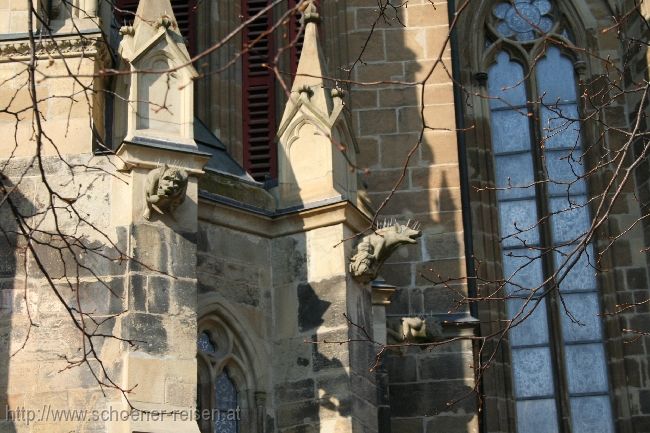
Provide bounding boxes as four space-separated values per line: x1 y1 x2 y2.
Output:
197 319 251 433
481 2 614 432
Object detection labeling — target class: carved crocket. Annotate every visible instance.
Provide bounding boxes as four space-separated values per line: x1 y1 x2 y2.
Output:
349 220 422 282
143 164 189 220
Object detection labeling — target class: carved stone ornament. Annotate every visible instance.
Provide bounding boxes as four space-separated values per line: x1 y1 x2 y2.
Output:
387 317 443 346
349 220 422 282
143 164 189 220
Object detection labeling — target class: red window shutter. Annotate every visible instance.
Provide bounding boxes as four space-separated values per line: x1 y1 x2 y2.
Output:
114 0 197 54
113 0 139 25
170 0 198 55
242 0 277 182
287 0 304 76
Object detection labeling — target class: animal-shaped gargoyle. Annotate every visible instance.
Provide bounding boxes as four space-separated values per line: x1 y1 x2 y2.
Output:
143 164 189 220
387 317 443 347
349 219 422 282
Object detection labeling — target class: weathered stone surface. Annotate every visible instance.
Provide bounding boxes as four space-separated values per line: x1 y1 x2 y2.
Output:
123 313 168 354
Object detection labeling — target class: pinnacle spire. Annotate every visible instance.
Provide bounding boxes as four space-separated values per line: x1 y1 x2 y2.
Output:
131 0 181 49
288 0 329 113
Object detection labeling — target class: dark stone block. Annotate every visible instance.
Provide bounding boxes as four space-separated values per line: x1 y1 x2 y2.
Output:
385 353 417 383
276 401 320 429
123 313 167 354
389 381 476 417
418 354 467 381
129 274 147 311
640 390 650 414
275 379 315 403
386 288 409 316
390 418 423 433
425 415 476 433
147 276 171 314
627 268 648 291
174 278 197 311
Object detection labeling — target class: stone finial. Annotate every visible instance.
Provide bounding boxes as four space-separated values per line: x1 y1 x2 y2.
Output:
349 220 422 282
274 0 359 207
301 0 320 24
143 164 189 220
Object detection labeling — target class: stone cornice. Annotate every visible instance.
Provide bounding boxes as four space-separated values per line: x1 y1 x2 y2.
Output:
198 197 372 238
0 33 103 62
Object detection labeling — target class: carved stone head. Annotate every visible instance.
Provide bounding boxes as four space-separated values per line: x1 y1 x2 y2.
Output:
143 164 189 220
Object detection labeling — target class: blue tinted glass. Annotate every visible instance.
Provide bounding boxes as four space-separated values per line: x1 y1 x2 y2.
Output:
507 298 550 346
198 332 216 353
493 1 555 42
536 47 578 103
516 399 559 433
512 347 556 398
491 109 532 154
215 371 238 433
495 153 537 200
570 396 615 433
549 196 590 244
560 292 603 343
564 343 608 394
502 249 545 297
216 372 238 410
498 199 540 247
545 149 587 196
488 51 528 109
554 244 597 292
541 105 581 150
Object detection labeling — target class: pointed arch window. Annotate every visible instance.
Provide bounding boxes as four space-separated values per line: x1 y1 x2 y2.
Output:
481 2 614 432
197 324 247 433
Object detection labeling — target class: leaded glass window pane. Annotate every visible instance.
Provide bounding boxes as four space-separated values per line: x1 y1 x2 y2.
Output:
564 344 608 394
516 399 560 433
498 199 540 248
545 152 587 197
495 153 537 200
507 298 550 346
560 293 603 342
491 110 532 154
198 332 217 353
512 347 556 398
541 105 581 150
553 244 597 293
215 371 239 433
536 47 578 102
549 196 590 244
488 52 528 108
570 396 615 433
503 250 544 297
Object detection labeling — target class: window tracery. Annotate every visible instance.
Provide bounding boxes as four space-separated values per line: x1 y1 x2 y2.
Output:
197 319 251 433
478 1 615 432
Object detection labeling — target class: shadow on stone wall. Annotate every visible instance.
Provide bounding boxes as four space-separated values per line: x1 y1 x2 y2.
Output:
0 175 29 433
348 0 479 428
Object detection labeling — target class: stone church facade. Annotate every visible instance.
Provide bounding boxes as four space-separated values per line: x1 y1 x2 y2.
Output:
0 0 649 433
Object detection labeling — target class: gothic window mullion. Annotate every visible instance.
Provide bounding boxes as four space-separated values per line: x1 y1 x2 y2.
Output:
527 67 576 433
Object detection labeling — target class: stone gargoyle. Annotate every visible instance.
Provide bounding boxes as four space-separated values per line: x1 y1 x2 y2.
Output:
387 317 443 347
143 164 189 220
349 219 422 282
